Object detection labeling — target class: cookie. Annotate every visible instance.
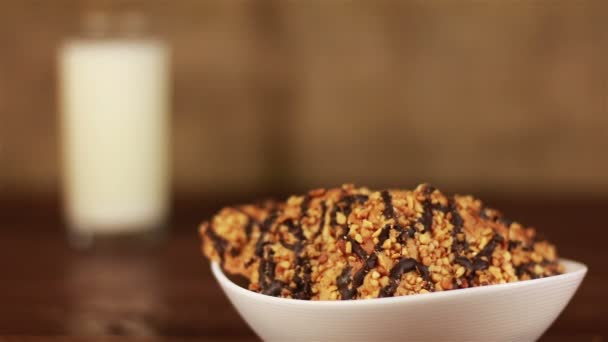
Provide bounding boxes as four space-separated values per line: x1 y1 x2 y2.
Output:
199 184 562 300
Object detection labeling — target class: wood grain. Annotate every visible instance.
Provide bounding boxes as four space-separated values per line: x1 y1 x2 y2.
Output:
0 0 607 195
0 194 605 340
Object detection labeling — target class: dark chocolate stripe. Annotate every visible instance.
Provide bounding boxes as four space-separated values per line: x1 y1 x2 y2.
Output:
515 262 540 279
244 218 255 240
262 280 285 296
380 190 394 219
337 265 353 299
255 211 279 257
278 237 295 250
329 206 339 227
375 224 392 251
479 207 490 220
336 254 379 300
353 254 377 286
313 201 327 240
233 207 259 240
330 194 369 240
354 194 370 203
421 184 436 195
507 240 521 251
258 248 272 289
499 217 514 227
416 263 431 283
449 200 464 232
522 245 534 252
454 256 473 270
258 248 290 296
397 224 416 243
300 195 311 217
206 226 229 265
473 258 489 271
244 258 255 268
338 196 355 217
376 223 416 251
338 194 369 218
478 234 503 258
285 196 315 299
378 258 418 297
283 219 305 241
480 206 514 227
206 228 229 263
449 198 468 255
330 192 378 300
418 199 434 233
348 237 368 260
430 202 448 213
291 261 313 300
455 233 503 282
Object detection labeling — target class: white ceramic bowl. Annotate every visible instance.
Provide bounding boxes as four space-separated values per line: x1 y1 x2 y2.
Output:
211 259 587 342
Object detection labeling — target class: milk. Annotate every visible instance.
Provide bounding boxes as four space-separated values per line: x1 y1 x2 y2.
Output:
59 39 170 246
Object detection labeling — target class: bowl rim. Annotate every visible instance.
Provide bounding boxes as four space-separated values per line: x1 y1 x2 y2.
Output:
211 258 587 307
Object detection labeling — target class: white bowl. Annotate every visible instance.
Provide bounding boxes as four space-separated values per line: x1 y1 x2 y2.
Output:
211 259 587 342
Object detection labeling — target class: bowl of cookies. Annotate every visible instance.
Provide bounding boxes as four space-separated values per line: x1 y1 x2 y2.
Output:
200 184 587 341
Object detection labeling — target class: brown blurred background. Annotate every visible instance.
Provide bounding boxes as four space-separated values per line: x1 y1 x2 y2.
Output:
1 1 607 339
1 0 606 198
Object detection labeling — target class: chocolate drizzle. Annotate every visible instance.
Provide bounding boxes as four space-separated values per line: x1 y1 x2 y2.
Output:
507 240 521 251
454 234 503 284
454 256 473 270
337 190 434 299
480 206 514 228
418 199 434 233
333 194 369 223
205 226 229 265
244 218 255 240
347 237 368 260
337 253 379 300
337 265 354 299
379 190 415 246
258 248 275 291
263 280 285 296
478 234 503 258
449 200 509 285
499 217 514 227
292 260 313 299
232 207 264 241
417 185 439 233
449 199 467 255
258 244 289 296
282 196 316 299
253 211 282 295
515 262 540 279
280 193 368 299
332 192 379 300
313 201 327 240
283 219 305 242
203 184 562 301
300 195 311 218
255 211 279 257
479 207 490 220
416 263 431 283
381 190 395 219
378 258 418 297
375 225 392 251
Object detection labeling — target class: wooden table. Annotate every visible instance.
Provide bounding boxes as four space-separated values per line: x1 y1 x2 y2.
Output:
1 194 605 341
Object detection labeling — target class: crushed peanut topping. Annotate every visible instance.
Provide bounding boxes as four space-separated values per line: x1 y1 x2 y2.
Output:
199 184 562 300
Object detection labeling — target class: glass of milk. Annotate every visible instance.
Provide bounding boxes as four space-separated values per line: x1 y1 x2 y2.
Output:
58 12 171 248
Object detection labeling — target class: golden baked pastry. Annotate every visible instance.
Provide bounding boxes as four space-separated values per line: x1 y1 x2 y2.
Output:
200 184 562 300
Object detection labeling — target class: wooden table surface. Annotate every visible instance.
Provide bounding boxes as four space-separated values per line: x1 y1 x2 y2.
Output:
1 194 605 341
